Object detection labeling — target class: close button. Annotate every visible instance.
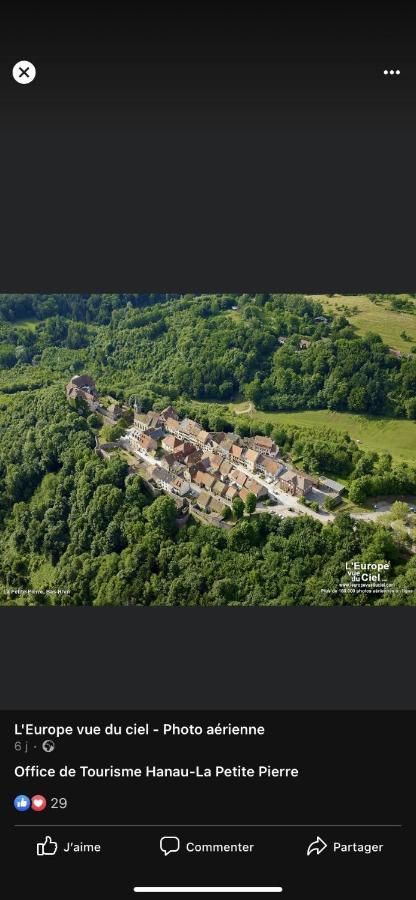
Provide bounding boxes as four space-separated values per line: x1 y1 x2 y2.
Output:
12 60 36 85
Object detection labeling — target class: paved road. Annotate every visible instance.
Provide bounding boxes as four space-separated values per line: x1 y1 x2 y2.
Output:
125 438 334 523
254 505 299 521
230 461 333 523
353 501 392 522
124 437 416 531
352 498 416 522
124 441 204 502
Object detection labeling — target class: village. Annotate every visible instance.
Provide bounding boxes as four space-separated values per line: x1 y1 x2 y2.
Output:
66 374 345 526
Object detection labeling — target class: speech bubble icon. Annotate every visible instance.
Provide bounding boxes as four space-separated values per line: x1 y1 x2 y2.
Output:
160 835 180 856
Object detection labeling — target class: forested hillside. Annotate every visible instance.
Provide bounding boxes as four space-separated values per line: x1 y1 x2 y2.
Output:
0 385 414 604
1 292 416 418
0 293 415 605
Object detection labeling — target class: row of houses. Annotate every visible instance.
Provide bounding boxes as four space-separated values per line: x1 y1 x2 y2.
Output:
145 464 190 497
130 407 348 507
135 407 280 457
126 406 326 515
138 445 271 511
67 382 343 518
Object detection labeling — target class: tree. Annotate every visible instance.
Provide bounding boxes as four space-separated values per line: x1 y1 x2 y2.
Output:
389 501 410 522
86 485 124 532
87 412 103 429
15 345 30 364
405 397 416 420
353 452 378 478
232 496 245 519
348 479 368 506
0 344 16 368
209 578 238 605
101 422 126 441
66 322 88 349
324 495 340 512
245 492 257 515
143 495 177 537
123 407 134 426
73 395 90 417
366 528 400 564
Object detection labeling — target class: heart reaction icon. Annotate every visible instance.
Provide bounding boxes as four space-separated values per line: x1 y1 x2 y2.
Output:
31 795 47 812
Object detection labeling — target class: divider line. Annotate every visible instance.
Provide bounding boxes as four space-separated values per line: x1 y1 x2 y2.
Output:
13 823 403 828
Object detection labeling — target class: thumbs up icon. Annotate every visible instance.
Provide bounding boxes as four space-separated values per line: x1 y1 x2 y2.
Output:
36 836 58 856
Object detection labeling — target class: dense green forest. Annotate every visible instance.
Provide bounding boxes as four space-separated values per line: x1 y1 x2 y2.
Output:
0 293 415 605
0 386 414 604
1 292 416 418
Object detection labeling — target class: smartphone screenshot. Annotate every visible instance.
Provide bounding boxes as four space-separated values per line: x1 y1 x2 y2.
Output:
1 3 415 897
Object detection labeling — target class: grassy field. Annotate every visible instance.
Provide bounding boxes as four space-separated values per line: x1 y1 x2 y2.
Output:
229 403 416 466
108 448 139 466
221 308 241 321
307 294 416 353
13 318 40 332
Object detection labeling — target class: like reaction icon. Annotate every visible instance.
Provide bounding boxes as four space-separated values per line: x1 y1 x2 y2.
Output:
37 836 58 857
14 795 31 812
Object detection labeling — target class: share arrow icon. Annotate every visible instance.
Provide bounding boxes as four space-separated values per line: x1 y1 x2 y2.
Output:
306 836 328 856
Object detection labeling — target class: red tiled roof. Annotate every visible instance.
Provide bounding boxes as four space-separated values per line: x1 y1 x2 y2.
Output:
245 449 260 463
231 444 243 457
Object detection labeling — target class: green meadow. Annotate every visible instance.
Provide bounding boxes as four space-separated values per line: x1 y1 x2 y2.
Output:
229 404 416 467
308 294 416 354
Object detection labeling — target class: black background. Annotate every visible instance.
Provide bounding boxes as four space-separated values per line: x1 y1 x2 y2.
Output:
0 1 415 712
5 710 413 897
0 0 415 290
2 609 415 709
7 710 412 824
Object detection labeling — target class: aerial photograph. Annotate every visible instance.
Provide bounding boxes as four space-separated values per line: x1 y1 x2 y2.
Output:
0 292 415 605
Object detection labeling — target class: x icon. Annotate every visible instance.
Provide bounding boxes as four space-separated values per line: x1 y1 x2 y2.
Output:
13 60 36 84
